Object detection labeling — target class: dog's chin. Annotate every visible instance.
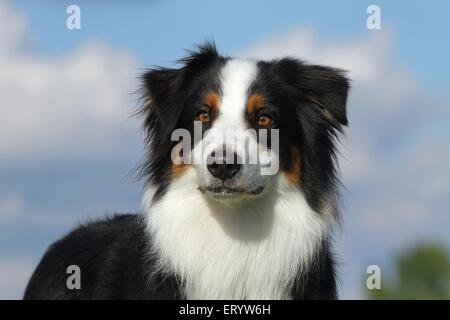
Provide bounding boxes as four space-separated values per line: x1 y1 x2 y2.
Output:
197 185 265 202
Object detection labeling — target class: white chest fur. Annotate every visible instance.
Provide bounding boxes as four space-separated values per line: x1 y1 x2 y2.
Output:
143 169 330 299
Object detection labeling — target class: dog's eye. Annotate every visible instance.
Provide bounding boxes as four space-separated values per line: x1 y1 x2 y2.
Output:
257 114 273 127
196 110 210 123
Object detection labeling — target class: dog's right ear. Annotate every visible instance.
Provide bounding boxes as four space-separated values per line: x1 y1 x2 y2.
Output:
140 42 221 139
141 67 185 138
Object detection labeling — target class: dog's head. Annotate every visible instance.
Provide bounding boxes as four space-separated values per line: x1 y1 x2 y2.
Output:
140 43 349 213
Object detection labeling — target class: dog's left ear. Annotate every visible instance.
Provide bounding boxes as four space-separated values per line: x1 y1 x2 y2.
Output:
299 64 350 126
273 58 349 127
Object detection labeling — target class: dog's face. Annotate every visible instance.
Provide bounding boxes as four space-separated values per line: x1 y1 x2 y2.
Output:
140 43 349 212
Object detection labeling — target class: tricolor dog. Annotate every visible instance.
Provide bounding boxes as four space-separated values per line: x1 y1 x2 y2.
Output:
24 43 350 300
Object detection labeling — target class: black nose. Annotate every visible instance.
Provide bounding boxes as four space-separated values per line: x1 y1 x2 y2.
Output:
207 151 242 180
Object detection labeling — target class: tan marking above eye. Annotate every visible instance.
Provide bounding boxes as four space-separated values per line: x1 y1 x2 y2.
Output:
203 92 220 112
247 94 265 114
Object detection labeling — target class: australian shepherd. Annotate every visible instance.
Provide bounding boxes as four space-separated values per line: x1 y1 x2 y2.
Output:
24 43 349 300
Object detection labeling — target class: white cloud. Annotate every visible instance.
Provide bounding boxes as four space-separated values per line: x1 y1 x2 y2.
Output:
0 1 25 56
0 1 139 164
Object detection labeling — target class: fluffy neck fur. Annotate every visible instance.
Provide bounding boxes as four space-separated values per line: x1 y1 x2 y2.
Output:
143 168 332 299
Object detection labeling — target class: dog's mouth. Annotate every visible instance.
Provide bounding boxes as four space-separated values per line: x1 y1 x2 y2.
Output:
197 185 264 198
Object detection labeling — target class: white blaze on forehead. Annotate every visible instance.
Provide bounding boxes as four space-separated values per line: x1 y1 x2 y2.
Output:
215 59 258 130
195 58 263 177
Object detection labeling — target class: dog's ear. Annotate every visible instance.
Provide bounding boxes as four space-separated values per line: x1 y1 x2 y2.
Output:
273 58 350 127
141 67 184 137
299 64 349 126
140 42 221 138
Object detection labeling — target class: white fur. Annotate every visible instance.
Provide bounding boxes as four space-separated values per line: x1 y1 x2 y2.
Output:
214 59 257 131
143 169 331 299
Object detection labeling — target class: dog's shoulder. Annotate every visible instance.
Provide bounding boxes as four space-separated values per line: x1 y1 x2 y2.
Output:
23 214 149 299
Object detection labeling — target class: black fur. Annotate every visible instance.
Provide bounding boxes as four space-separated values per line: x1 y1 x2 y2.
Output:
24 214 336 299
24 42 349 300
24 215 181 299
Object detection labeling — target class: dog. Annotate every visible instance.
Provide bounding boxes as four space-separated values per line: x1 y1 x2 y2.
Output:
24 43 349 300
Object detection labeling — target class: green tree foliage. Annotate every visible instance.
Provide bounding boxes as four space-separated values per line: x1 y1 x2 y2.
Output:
367 243 450 299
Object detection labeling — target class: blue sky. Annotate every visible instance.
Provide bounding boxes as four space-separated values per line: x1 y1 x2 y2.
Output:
14 0 450 92
0 0 449 299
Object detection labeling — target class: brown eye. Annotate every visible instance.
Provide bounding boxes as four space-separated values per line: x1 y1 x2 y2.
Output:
196 110 210 123
258 114 273 127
